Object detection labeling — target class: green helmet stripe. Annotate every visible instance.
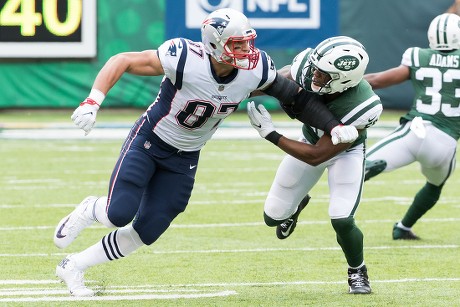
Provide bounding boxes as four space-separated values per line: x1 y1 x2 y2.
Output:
296 51 310 83
443 15 449 44
436 14 449 45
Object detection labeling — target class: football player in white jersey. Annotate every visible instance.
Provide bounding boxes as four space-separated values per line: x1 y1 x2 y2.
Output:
248 36 383 294
364 13 460 240
52 8 359 296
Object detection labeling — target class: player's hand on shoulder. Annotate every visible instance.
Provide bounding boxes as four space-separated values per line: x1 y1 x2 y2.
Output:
330 124 359 145
71 98 100 136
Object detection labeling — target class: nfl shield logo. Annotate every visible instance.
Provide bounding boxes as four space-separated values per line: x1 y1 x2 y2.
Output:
144 141 151 149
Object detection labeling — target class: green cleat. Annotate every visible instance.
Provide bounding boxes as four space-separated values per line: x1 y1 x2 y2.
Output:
392 223 420 240
364 159 387 181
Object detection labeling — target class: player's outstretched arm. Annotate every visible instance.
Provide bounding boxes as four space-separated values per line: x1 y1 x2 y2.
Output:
71 50 165 135
364 65 410 90
247 101 353 165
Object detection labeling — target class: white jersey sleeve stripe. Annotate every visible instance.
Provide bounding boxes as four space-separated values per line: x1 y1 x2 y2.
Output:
413 47 420 67
340 95 381 123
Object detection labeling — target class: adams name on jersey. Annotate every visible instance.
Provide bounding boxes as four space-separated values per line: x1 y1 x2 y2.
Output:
400 47 460 140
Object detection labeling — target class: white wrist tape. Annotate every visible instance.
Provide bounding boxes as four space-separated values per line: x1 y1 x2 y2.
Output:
88 88 106 106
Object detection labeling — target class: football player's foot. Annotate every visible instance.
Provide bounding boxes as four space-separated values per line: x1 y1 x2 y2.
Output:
54 196 97 249
348 265 371 294
392 222 420 240
276 195 311 240
56 255 94 297
364 159 387 181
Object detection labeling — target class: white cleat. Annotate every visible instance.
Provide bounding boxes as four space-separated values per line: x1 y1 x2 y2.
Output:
56 255 94 297
54 196 97 249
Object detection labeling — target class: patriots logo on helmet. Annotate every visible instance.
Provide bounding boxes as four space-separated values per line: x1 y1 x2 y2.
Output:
203 17 228 36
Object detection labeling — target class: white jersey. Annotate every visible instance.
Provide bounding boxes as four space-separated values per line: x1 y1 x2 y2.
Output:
144 38 276 151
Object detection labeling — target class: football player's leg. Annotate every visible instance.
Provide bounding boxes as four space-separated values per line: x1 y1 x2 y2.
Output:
264 153 323 226
54 148 149 249
133 167 195 245
56 225 144 296
328 151 365 267
365 122 417 180
106 147 157 227
328 151 371 294
396 129 456 236
393 182 442 240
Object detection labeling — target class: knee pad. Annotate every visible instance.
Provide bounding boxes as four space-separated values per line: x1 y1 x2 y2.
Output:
107 207 134 228
133 213 172 245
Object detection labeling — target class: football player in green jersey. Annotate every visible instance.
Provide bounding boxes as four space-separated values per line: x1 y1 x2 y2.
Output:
364 13 460 240
248 36 382 294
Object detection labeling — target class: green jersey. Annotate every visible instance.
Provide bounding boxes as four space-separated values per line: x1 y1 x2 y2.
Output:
290 48 382 147
401 47 460 140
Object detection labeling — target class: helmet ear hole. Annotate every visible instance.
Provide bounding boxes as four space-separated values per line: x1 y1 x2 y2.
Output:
210 43 217 50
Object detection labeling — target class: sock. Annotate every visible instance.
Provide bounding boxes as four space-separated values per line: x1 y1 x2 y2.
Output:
397 221 411 231
349 261 365 270
73 225 144 271
331 217 364 268
401 182 442 228
87 196 116 228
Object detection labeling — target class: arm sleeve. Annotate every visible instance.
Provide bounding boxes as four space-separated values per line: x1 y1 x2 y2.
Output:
262 73 340 133
261 73 303 118
294 90 341 134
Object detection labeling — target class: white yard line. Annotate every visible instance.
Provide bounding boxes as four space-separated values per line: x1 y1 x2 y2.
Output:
0 217 459 232
0 278 459 302
0 122 394 140
0 244 457 258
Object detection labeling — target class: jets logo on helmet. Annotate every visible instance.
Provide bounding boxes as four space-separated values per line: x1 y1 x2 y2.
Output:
334 56 359 71
427 13 460 50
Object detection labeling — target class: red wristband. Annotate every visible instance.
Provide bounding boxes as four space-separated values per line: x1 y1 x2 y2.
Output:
80 98 100 107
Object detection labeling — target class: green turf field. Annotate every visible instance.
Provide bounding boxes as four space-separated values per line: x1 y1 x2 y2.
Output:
0 109 459 306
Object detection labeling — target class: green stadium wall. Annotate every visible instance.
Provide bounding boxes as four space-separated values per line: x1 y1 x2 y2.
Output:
0 0 454 110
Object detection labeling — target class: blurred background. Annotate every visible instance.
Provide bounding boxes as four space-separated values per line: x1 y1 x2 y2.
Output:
0 0 455 111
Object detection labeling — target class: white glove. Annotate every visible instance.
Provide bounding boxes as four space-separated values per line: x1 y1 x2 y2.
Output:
330 124 359 145
247 101 276 138
71 98 100 135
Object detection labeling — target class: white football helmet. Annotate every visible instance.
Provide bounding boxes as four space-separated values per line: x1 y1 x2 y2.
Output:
302 36 369 94
427 13 460 50
201 8 260 70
